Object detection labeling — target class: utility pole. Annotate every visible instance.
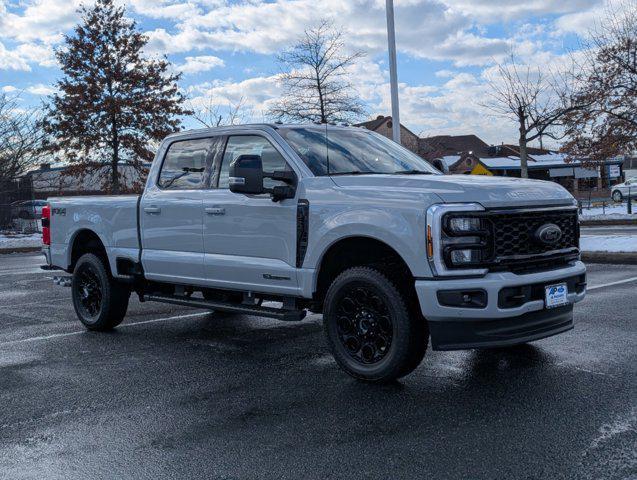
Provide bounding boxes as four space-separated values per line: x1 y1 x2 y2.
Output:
385 0 401 144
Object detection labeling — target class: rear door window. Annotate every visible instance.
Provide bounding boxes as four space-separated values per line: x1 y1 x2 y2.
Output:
158 138 215 190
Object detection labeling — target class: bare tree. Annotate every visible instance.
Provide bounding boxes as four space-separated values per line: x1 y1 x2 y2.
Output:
190 96 252 128
268 20 366 124
562 0 637 164
482 54 585 178
0 94 45 192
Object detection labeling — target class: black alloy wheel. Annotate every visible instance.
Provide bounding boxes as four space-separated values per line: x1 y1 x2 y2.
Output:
75 263 103 318
335 284 393 364
323 267 429 383
71 253 130 331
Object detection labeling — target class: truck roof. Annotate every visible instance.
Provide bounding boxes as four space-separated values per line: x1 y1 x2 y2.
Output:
164 123 366 140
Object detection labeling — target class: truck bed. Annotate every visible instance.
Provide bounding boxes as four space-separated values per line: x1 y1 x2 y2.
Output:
48 195 140 277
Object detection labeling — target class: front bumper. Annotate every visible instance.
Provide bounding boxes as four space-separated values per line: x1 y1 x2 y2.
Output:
415 261 586 350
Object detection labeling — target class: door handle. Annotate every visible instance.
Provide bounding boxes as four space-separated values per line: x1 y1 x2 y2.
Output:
205 207 225 216
144 206 161 214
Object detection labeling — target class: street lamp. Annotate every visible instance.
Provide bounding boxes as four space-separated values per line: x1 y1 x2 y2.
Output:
385 0 401 145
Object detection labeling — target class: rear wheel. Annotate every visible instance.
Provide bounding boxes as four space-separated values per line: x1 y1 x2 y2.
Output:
323 267 428 383
72 253 130 331
612 190 623 202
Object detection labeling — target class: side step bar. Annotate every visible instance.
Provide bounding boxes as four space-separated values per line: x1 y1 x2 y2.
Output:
143 294 307 322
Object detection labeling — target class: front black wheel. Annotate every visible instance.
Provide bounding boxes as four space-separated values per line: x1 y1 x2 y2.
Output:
72 253 130 331
612 190 623 202
323 267 428 383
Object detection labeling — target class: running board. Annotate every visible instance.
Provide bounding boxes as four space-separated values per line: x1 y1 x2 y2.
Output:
143 294 307 322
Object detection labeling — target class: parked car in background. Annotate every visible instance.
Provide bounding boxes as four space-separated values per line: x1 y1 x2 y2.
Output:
11 200 48 219
611 177 637 202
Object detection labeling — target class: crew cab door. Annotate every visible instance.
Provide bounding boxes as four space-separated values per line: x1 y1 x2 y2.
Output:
140 137 217 283
201 133 300 295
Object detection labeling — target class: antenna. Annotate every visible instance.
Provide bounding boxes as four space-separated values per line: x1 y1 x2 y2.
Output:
325 121 330 176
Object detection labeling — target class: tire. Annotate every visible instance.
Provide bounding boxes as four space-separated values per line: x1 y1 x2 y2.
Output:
323 267 428 383
612 190 623 202
71 253 130 331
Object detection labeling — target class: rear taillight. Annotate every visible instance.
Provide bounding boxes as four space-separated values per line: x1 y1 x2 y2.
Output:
42 205 50 245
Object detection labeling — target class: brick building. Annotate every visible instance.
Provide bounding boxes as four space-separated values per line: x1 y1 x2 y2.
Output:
355 116 422 157
355 114 627 195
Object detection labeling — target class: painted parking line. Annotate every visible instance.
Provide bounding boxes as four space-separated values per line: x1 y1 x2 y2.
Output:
0 269 50 277
587 276 637 291
0 311 211 347
0 298 67 309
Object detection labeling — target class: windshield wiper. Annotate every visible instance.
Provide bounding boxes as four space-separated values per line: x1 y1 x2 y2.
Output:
393 169 433 175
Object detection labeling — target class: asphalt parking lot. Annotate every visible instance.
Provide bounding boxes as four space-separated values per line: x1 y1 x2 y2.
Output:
0 253 636 480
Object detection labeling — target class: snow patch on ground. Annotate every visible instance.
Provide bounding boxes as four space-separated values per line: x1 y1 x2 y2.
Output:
579 203 637 220
580 235 637 252
587 408 636 451
0 233 42 250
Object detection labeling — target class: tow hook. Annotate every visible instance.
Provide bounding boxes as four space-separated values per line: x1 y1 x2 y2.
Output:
53 275 72 287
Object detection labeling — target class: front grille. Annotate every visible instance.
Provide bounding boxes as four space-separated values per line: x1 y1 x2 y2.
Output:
488 207 579 271
490 209 578 257
442 207 580 273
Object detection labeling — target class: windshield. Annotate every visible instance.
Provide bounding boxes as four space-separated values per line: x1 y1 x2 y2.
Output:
278 126 441 176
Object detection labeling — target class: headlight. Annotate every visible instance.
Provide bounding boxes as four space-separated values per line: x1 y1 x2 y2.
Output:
426 204 491 277
447 217 483 234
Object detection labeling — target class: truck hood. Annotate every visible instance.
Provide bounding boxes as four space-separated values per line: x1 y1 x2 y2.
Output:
330 174 575 208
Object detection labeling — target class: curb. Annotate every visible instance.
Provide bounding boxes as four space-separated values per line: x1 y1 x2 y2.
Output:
580 219 637 226
581 251 637 265
0 247 41 255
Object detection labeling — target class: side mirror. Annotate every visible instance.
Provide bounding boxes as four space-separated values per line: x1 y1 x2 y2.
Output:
229 154 264 194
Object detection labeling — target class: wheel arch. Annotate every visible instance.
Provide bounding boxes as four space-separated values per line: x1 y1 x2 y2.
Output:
67 228 109 273
312 235 415 308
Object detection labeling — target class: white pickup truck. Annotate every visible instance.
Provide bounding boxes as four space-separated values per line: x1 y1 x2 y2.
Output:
43 124 587 382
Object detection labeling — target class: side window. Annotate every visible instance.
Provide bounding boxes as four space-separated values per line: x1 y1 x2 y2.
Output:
158 138 213 190
218 135 291 189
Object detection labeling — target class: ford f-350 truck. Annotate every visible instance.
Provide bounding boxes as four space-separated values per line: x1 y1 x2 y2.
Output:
43 124 586 382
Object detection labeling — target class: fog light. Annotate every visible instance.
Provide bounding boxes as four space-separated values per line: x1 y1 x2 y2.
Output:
437 289 487 308
450 249 481 265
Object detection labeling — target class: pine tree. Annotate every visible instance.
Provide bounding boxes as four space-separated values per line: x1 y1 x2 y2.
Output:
42 0 190 194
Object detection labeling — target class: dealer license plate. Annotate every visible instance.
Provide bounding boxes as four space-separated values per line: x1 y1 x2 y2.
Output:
545 283 569 309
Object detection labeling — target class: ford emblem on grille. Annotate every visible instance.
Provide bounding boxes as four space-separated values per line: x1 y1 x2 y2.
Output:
535 223 562 245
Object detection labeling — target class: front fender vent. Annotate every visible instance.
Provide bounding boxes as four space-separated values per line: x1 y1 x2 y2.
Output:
296 199 309 268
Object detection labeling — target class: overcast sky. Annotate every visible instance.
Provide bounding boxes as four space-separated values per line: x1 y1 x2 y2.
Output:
0 0 622 147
